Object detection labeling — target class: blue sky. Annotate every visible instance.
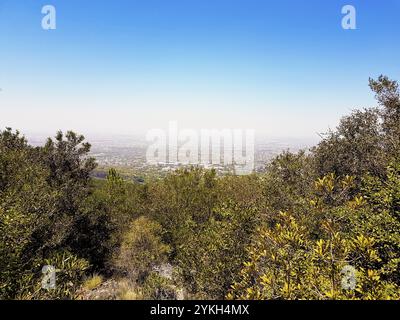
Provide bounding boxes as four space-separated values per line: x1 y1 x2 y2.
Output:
0 0 399 138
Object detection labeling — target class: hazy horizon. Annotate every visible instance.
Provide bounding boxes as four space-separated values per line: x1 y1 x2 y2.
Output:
1 0 400 138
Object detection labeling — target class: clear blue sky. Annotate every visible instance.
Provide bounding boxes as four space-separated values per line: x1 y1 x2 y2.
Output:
0 0 399 138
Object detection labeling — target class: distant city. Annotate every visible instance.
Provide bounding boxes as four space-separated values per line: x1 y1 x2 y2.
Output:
27 132 319 178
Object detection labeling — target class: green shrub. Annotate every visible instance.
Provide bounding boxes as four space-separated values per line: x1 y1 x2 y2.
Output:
17 251 90 300
114 216 170 282
142 272 177 300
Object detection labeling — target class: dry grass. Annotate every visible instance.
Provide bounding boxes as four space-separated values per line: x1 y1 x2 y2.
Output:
116 279 143 300
83 274 103 291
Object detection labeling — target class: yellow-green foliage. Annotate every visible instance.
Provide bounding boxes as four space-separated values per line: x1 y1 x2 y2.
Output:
83 274 103 291
16 251 90 300
228 173 400 300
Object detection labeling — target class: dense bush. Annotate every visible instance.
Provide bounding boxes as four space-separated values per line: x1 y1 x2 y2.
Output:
114 216 170 282
0 129 97 299
1 75 399 300
228 174 400 300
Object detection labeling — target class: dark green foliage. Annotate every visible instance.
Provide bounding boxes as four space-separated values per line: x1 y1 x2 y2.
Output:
0 129 97 299
263 150 315 218
357 163 400 285
313 75 400 180
369 76 400 156
144 168 263 298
